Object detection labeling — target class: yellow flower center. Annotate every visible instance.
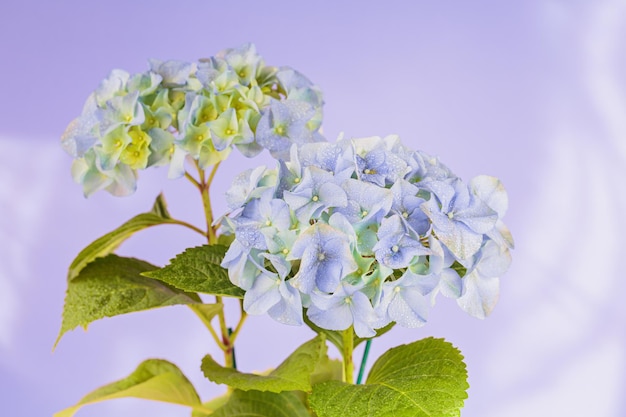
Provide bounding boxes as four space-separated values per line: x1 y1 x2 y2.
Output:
312 195 319 202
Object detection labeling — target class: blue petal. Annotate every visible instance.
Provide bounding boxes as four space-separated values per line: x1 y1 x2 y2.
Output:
349 291 377 337
456 273 500 319
307 293 352 331
268 281 303 325
243 274 282 315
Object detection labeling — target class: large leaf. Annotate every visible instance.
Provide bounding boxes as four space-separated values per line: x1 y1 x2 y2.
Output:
57 255 199 344
201 335 326 393
304 314 395 351
309 337 469 417
143 245 244 298
54 359 203 417
211 390 311 417
67 193 181 281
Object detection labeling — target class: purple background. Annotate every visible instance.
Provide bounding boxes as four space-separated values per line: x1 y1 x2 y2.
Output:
1 1 625 416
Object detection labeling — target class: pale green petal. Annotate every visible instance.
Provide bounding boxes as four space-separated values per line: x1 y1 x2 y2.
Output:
147 128 175 167
97 125 132 170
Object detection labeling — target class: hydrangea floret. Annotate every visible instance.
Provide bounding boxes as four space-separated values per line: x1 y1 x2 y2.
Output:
61 43 324 196
221 135 514 337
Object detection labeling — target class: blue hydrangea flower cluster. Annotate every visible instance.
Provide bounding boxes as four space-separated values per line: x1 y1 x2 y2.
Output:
220 135 514 337
61 43 324 196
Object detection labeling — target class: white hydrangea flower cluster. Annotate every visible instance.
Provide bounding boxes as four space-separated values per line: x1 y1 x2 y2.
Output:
61 43 324 196
220 135 513 337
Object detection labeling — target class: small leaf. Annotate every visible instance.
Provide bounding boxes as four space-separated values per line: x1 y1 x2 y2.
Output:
451 261 467 278
143 245 244 298
201 335 326 393
57 255 198 345
309 337 469 417
304 314 395 351
68 193 178 281
211 390 311 417
54 359 202 417
217 233 235 247
189 303 224 330
150 192 172 218
310 355 343 386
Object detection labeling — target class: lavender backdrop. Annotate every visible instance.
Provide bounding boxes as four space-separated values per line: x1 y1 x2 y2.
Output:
1 1 625 416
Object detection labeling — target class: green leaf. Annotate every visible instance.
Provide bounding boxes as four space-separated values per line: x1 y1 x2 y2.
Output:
150 192 172 218
143 245 244 298
309 337 469 417
304 314 395 351
54 359 202 417
217 233 235 247
191 394 231 417
211 390 311 417
67 193 180 281
201 335 326 393
310 355 343 386
189 303 224 329
57 255 199 345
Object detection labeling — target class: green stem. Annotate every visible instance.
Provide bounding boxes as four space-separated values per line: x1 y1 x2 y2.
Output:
229 300 248 344
207 161 221 188
189 305 227 351
185 171 202 191
192 161 236 370
227 327 237 369
356 339 372 384
170 219 206 237
215 295 234 368
342 327 355 384
200 186 216 243
198 162 222 244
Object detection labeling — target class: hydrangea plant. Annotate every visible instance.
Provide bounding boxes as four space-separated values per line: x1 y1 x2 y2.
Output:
56 44 512 417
